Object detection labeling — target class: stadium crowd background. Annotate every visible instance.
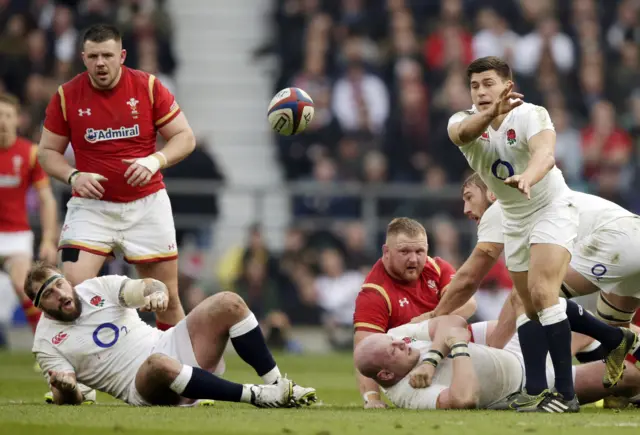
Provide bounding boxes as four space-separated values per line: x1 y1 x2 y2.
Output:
1 0 639 352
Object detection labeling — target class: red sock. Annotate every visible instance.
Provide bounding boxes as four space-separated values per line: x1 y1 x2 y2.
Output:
156 321 174 331
21 300 42 333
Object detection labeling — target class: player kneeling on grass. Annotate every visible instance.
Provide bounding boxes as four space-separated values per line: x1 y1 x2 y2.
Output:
27 262 316 407
354 315 640 411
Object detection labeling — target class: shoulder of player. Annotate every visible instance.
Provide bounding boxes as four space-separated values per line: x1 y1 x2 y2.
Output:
513 102 548 119
424 256 445 276
448 108 476 124
59 72 90 94
479 202 502 226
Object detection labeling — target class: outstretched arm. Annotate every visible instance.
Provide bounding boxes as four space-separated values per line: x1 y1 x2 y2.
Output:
354 330 387 409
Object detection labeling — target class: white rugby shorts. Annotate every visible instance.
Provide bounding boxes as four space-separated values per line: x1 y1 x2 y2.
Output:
59 189 178 263
502 192 578 272
0 231 34 259
470 321 576 389
571 216 640 298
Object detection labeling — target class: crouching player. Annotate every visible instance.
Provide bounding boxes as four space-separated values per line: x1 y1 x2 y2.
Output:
354 316 640 411
28 263 317 407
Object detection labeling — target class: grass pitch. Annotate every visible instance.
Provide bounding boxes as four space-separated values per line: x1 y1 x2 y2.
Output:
1 351 640 435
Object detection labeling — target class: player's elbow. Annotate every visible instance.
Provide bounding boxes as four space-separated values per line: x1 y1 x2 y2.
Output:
184 128 196 154
449 390 479 409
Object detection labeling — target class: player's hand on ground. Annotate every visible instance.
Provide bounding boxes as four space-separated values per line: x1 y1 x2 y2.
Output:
48 370 77 392
38 240 58 265
123 154 163 187
410 312 435 324
503 174 532 199
445 327 471 348
409 363 436 389
71 172 107 199
363 398 388 409
143 291 168 312
489 82 523 118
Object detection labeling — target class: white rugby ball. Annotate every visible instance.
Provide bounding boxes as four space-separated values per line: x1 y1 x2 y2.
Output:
267 87 314 136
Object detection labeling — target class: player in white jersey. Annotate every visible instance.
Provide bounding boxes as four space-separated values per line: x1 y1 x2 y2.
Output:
448 56 592 412
426 173 640 372
27 262 317 407
354 316 640 411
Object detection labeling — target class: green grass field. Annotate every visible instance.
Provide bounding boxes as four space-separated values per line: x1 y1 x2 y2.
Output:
1 351 640 435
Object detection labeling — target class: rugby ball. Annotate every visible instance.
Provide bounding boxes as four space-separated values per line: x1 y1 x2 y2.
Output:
267 87 314 136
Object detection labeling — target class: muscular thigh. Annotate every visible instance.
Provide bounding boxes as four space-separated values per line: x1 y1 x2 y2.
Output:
120 190 178 264
134 354 182 406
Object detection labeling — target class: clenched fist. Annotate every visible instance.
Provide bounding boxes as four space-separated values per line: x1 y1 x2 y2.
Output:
408 363 436 389
143 292 168 312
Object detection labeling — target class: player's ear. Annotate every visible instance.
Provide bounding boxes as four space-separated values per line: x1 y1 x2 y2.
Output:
377 369 394 382
487 191 496 203
120 49 127 65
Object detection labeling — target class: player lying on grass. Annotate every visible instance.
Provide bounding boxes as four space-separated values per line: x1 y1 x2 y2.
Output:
423 173 640 370
26 262 316 407
355 315 640 411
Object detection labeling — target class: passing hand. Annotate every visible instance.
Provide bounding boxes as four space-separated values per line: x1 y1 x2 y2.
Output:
38 240 58 265
410 311 435 324
489 82 523 118
503 174 532 199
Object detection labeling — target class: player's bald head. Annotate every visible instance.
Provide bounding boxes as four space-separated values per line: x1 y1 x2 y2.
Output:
82 23 122 48
385 218 427 245
354 334 390 379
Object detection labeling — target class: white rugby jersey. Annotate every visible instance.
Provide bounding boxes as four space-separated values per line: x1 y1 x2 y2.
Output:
32 275 162 402
477 192 636 245
448 103 568 219
383 322 523 409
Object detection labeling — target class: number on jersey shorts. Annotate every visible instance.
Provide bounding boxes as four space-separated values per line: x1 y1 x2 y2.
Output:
58 189 178 263
491 159 515 181
570 216 640 298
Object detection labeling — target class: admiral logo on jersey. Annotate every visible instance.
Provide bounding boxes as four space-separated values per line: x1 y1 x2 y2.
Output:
85 125 140 143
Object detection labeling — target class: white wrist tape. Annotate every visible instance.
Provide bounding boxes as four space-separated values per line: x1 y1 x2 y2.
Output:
363 391 379 403
450 342 470 358
421 349 444 367
121 279 147 308
134 153 165 175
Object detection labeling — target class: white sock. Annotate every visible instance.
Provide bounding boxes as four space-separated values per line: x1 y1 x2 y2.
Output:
229 313 259 338
538 303 567 326
169 365 193 395
240 385 254 403
516 313 531 329
261 366 282 385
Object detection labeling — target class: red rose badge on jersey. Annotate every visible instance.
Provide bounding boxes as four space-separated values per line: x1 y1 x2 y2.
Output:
506 129 516 146
90 296 104 307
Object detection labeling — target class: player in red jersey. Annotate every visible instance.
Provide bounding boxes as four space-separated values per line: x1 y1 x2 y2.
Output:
0 93 58 332
352 217 477 409
36 24 196 331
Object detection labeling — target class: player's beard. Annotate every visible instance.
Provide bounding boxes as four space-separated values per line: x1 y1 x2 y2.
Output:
46 291 83 322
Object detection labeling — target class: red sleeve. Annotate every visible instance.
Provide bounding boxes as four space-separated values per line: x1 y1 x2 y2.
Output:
435 257 457 298
29 145 49 188
43 87 70 137
150 75 181 128
353 289 390 333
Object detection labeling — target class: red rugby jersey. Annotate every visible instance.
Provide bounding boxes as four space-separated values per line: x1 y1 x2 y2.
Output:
353 257 456 333
43 66 181 202
0 137 49 232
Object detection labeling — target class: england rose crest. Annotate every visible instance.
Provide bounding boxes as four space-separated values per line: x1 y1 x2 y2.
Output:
90 295 104 307
506 129 516 146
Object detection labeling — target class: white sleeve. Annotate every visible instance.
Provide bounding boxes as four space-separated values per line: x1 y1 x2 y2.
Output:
477 203 504 244
385 378 448 410
90 275 130 305
35 346 75 385
387 320 432 341
525 104 554 141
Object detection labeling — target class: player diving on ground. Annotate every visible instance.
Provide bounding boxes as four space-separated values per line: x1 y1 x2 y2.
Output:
27 262 316 407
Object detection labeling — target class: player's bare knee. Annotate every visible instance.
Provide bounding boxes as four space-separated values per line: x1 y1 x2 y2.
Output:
214 291 248 320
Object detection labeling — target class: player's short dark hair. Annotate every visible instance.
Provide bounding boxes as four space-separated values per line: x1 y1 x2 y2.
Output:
0 93 20 111
386 217 426 239
24 261 61 300
82 23 122 45
461 172 488 195
466 56 512 82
